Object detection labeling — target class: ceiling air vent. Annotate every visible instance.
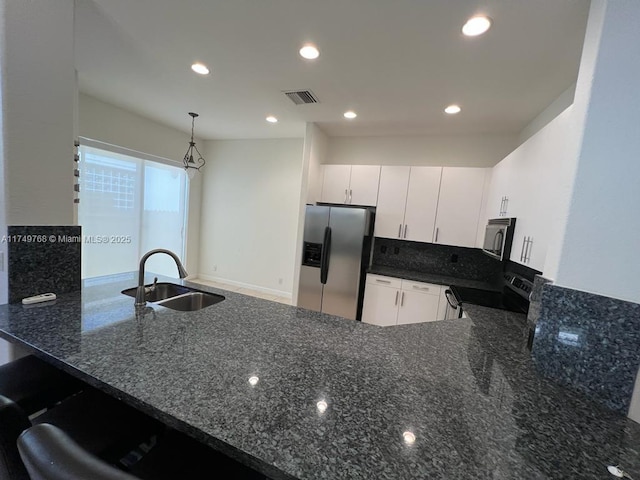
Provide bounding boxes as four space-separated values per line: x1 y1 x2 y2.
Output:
283 90 319 105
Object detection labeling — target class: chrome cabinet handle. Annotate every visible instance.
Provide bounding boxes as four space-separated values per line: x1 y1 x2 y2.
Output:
403 225 408 238
400 291 405 307
349 189 352 204
344 189 348 203
434 227 439 243
524 237 533 263
398 224 402 238
520 237 526 261
394 291 399 306
376 279 391 284
504 197 509 215
413 285 429 291
500 197 505 216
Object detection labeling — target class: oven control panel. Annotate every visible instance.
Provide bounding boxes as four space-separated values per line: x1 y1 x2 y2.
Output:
504 273 533 299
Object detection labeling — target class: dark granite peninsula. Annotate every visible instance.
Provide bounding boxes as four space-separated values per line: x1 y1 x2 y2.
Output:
1 273 639 480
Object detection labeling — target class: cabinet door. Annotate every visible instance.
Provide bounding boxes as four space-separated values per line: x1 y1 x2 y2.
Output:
434 168 487 248
485 158 514 219
403 167 442 242
361 283 399 326
374 166 410 239
396 289 440 325
320 165 351 204
349 165 381 206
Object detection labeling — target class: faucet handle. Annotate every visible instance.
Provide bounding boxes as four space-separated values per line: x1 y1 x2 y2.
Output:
145 277 159 294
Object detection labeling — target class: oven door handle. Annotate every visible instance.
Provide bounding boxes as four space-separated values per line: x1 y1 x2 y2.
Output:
493 230 504 255
444 289 459 309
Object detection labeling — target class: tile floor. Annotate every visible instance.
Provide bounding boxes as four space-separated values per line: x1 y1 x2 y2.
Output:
191 278 291 305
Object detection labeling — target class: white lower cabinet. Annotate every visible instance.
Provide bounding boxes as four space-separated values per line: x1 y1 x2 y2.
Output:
361 276 402 327
362 275 444 326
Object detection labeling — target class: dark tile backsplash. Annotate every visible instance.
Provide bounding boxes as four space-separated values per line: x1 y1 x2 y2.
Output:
371 238 502 283
531 283 640 415
527 275 553 331
8 226 81 304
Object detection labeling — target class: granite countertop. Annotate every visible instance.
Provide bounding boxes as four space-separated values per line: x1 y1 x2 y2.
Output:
368 265 500 290
1 272 639 480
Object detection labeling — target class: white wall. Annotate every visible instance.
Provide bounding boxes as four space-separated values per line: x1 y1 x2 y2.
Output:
1 0 75 361
518 84 576 145
291 123 327 304
78 93 202 275
326 133 518 167
306 124 327 205
2 0 75 226
549 0 640 305
0 0 8 362
198 138 304 297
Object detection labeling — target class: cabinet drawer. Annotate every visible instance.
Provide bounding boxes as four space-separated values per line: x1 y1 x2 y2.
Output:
401 280 441 296
366 274 402 289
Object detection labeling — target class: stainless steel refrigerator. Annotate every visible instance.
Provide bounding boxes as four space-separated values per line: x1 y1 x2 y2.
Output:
298 205 373 320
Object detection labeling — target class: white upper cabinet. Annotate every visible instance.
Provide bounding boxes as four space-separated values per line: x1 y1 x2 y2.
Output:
320 165 351 204
349 165 381 206
506 106 575 273
403 167 442 242
375 166 442 243
433 168 488 248
320 165 380 206
375 166 411 239
485 157 517 219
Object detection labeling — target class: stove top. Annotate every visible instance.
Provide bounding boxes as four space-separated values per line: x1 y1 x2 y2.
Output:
450 273 533 314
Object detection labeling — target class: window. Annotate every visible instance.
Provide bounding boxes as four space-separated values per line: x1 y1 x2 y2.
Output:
78 145 188 279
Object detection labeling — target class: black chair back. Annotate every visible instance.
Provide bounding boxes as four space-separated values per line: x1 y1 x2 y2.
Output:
17 423 139 480
0 395 31 480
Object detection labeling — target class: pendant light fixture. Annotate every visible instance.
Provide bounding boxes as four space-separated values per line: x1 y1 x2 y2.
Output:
183 112 205 177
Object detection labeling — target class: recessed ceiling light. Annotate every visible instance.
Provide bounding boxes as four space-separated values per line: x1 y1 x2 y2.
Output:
444 105 461 114
248 376 259 386
266 116 278 123
191 63 210 75
299 44 320 60
462 16 492 36
316 400 328 413
343 110 357 119
403 431 416 445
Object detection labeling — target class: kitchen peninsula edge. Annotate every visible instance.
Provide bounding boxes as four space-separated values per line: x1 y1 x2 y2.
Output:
1 273 639 479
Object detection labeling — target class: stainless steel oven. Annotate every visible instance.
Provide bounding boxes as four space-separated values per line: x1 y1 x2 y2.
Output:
482 218 516 261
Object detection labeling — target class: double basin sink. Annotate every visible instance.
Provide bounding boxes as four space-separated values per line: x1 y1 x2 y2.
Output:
122 283 225 311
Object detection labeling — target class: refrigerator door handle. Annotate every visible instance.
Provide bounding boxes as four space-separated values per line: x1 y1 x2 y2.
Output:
320 226 332 284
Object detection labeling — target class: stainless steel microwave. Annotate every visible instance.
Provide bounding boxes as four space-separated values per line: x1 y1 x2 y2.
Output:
482 218 516 261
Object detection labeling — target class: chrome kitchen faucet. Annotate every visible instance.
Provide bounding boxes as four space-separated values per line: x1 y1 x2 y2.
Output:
135 249 188 307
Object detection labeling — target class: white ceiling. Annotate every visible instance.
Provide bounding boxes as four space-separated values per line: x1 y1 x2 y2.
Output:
74 0 590 140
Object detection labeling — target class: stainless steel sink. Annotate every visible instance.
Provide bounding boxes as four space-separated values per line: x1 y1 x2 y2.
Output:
122 283 224 311
122 282 192 302
155 292 225 311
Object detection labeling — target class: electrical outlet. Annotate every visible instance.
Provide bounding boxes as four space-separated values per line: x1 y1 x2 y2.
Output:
451 254 458 263
278 278 283 285
394 247 400 255
213 265 217 272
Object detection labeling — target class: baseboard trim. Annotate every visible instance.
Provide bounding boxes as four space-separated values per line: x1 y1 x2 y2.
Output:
195 274 292 300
